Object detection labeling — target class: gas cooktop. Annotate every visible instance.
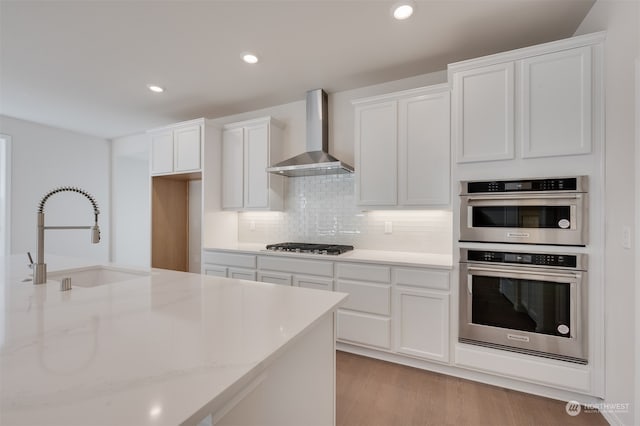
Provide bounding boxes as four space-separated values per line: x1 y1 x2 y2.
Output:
265 242 354 256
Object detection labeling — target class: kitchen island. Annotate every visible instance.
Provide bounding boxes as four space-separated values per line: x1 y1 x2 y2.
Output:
0 255 347 425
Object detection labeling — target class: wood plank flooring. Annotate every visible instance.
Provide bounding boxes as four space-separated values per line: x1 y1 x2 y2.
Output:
336 351 608 426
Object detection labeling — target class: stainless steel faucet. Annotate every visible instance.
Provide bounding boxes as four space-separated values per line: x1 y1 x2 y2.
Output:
32 187 101 284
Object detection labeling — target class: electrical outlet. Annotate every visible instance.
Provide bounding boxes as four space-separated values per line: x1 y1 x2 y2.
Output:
622 226 631 249
384 221 393 234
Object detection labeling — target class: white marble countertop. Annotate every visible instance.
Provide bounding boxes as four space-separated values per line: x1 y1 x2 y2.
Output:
0 255 346 425
204 244 453 269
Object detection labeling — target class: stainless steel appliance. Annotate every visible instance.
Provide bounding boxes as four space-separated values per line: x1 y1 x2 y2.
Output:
265 89 354 177
459 176 588 246
459 248 587 364
266 242 354 255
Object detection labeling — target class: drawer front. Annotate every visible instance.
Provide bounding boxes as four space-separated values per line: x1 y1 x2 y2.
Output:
257 271 292 286
258 256 333 277
336 262 390 283
393 268 450 291
336 280 391 316
202 251 256 269
294 275 333 291
203 264 227 277
337 310 391 349
228 268 257 281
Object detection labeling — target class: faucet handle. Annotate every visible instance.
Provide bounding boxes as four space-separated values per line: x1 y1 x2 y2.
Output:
27 252 34 269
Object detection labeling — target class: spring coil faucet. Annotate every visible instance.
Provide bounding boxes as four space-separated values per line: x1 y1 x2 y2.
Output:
32 187 101 284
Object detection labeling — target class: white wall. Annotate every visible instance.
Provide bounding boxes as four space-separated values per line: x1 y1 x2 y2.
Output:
0 134 10 258
110 133 150 267
575 1 640 424
0 115 110 262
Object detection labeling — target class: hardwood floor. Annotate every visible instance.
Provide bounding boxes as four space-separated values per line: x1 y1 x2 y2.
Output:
336 351 608 426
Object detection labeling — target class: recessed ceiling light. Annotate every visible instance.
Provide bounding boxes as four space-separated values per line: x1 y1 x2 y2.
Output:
392 2 414 20
242 53 259 64
147 85 164 93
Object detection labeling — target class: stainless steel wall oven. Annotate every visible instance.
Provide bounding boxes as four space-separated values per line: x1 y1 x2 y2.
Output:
459 248 587 364
459 176 588 246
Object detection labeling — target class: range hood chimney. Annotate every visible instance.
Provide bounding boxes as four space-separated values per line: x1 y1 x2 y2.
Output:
266 89 354 177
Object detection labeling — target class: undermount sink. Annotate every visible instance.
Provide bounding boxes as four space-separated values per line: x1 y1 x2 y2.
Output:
47 265 150 288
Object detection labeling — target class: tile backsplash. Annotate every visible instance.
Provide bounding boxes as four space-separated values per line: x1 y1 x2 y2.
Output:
237 174 452 254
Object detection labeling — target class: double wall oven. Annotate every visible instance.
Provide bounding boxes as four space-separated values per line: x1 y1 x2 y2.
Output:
458 177 589 364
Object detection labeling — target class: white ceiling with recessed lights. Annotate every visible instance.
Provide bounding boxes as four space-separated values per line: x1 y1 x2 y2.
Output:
0 0 595 139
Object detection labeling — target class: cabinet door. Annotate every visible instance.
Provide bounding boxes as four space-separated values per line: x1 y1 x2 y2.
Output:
222 127 245 209
229 268 257 281
355 101 398 206
337 310 391 349
520 47 592 158
294 275 333 291
244 123 269 209
150 131 174 174
393 287 449 363
398 90 450 206
174 125 201 172
258 271 292 286
203 264 227 277
453 62 515 163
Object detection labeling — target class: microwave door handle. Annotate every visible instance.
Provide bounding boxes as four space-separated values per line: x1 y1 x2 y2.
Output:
466 266 581 279
466 194 582 202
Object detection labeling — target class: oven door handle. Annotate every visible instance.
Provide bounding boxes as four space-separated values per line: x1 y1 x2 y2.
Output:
466 266 581 279
465 194 582 202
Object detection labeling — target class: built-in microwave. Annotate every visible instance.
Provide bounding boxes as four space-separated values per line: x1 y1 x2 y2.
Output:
459 177 588 246
459 248 588 364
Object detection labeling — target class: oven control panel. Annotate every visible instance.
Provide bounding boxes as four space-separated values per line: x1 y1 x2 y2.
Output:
466 250 577 268
466 177 578 193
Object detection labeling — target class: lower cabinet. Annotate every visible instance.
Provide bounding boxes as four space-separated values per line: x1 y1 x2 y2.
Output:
229 268 257 281
203 250 451 364
337 310 391 349
393 287 449 363
257 271 292 286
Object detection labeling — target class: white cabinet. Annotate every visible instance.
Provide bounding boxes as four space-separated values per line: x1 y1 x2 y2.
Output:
222 117 284 211
450 34 603 163
519 47 592 158
354 101 398 206
257 255 333 288
353 85 450 208
201 250 257 280
393 287 449 363
452 63 515 163
150 120 203 175
335 262 392 349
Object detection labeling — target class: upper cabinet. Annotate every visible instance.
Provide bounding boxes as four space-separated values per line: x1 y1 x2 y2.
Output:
449 32 604 163
353 85 451 208
221 116 284 211
149 119 207 175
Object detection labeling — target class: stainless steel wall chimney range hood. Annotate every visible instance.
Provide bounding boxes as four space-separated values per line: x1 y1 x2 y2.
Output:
266 89 354 177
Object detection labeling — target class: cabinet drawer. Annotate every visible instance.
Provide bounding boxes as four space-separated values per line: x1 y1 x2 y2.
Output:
202 251 256 269
228 268 256 281
336 280 390 316
203 264 227 277
337 310 391 349
294 275 333 291
257 271 292 286
336 263 390 283
258 256 333 277
393 268 450 291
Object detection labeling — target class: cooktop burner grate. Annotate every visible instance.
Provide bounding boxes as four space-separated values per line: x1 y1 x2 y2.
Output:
265 242 354 255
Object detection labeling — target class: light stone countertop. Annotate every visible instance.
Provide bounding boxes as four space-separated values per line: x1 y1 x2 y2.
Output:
0 255 346 426
205 244 453 269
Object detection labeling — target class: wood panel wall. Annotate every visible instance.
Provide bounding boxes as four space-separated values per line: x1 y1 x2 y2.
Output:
152 176 189 271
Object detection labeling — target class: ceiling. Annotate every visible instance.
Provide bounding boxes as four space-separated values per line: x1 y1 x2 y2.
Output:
0 0 595 140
